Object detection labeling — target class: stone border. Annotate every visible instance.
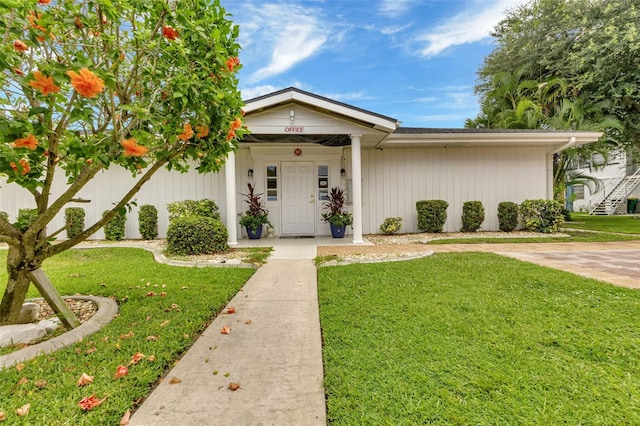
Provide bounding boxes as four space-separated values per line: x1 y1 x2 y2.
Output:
318 250 435 267
0 295 118 370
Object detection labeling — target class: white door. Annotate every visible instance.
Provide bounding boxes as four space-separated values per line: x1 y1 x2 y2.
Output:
281 162 315 235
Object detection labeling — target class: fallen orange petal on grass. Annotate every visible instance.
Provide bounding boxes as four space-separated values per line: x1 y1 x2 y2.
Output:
146 335 157 341
114 365 128 379
15 363 25 372
220 326 231 334
225 307 236 314
35 380 47 388
0 411 6 421
78 395 106 411
129 352 145 365
17 377 28 386
120 410 131 425
77 373 94 387
16 403 30 417
228 382 241 391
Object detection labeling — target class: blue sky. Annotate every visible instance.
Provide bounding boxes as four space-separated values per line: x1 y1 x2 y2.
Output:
221 0 528 128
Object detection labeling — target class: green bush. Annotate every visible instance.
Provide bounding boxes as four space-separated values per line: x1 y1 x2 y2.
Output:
167 216 229 255
138 204 158 240
65 207 85 239
497 202 519 232
167 199 220 222
520 199 565 233
0 211 9 222
379 217 403 234
103 210 127 241
461 201 485 232
15 208 38 232
416 200 448 233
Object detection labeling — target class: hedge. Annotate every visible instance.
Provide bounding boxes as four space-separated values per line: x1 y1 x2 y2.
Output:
167 216 229 255
138 204 158 240
416 200 448 233
461 201 484 232
65 207 85 239
497 202 519 232
520 199 564 233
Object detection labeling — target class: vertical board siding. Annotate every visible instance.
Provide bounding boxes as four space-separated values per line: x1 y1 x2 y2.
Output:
357 146 549 233
1 164 225 240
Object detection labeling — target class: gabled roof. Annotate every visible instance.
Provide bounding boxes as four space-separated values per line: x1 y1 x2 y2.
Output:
243 87 399 133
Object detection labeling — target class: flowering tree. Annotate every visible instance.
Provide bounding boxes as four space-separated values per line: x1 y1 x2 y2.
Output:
0 0 245 325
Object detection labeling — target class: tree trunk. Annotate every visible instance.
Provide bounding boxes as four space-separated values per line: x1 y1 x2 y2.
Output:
0 245 33 325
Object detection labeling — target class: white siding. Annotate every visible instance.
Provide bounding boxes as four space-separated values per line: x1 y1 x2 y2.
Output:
1 164 226 239
345 146 550 233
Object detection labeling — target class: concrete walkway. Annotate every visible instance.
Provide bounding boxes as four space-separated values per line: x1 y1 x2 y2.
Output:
129 244 326 426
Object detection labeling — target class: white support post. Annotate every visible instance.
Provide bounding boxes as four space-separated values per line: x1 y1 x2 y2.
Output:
225 150 238 245
350 134 364 244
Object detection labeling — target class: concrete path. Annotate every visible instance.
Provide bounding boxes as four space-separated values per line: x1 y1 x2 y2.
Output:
129 245 326 426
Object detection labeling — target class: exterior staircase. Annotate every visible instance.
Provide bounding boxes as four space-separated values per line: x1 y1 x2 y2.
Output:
590 169 640 215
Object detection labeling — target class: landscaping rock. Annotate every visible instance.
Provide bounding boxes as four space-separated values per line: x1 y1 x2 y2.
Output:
0 318 60 348
17 302 40 324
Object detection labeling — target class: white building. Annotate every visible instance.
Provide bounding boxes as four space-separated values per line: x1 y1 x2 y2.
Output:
1 88 603 242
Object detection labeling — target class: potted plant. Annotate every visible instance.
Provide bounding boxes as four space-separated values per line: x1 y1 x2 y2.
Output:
239 183 269 239
321 187 353 238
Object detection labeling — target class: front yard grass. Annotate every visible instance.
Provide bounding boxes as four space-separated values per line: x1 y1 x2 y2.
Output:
0 248 253 425
563 212 640 234
319 252 640 424
427 229 640 244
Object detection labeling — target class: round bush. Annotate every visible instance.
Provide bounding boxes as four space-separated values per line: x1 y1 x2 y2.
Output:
65 207 85 239
520 199 564 233
138 204 158 240
103 210 127 241
498 202 519 232
379 217 403 235
461 201 485 232
167 216 229 255
416 200 448 233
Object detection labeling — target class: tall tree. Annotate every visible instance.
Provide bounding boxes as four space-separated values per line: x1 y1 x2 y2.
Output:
0 0 245 325
475 0 640 147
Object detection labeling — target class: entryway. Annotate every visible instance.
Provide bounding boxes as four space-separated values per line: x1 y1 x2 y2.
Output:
281 161 315 235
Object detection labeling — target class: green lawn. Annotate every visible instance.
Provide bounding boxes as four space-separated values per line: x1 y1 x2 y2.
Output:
0 248 253 425
564 212 640 234
427 229 640 244
318 253 640 424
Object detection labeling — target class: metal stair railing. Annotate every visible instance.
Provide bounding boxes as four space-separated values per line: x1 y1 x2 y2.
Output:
609 168 640 214
589 168 626 214
590 168 640 215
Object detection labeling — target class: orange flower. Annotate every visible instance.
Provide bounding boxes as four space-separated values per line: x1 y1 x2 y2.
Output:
162 26 179 40
120 138 148 157
178 123 194 141
10 159 30 175
66 68 105 98
230 117 242 131
28 11 46 32
13 40 28 52
39 0 51 3
226 56 240 71
76 373 94 387
78 395 106 411
195 125 209 138
129 352 145 365
28 70 60 95
13 134 38 150
114 365 128 379
226 129 236 141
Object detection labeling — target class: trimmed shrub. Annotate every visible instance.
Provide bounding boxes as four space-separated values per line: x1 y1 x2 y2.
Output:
379 217 403 235
15 208 38 232
0 211 9 222
167 199 220 222
103 210 127 241
497 202 519 232
65 207 85 239
520 199 565 233
461 201 485 232
167 216 229 255
416 200 448 233
138 204 158 240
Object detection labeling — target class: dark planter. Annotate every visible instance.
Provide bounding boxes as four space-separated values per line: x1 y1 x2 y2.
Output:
329 223 346 238
246 225 263 240
627 199 638 214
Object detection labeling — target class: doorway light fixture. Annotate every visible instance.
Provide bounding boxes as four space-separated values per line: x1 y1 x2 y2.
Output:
248 169 253 178
341 168 346 177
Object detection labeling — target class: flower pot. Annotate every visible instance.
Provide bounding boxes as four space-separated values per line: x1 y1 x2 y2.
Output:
246 225 263 240
329 223 346 238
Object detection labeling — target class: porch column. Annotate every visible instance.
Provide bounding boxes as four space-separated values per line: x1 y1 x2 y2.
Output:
225 150 238 245
350 134 364 244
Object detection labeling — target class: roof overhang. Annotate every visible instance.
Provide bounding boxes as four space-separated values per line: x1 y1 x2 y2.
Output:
381 130 603 152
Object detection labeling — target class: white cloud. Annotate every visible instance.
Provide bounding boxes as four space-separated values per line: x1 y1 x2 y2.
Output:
415 0 528 57
379 0 414 18
380 23 412 36
236 3 332 83
240 85 281 100
319 91 369 102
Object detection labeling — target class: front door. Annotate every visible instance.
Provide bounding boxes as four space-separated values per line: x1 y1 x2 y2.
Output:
281 161 315 235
